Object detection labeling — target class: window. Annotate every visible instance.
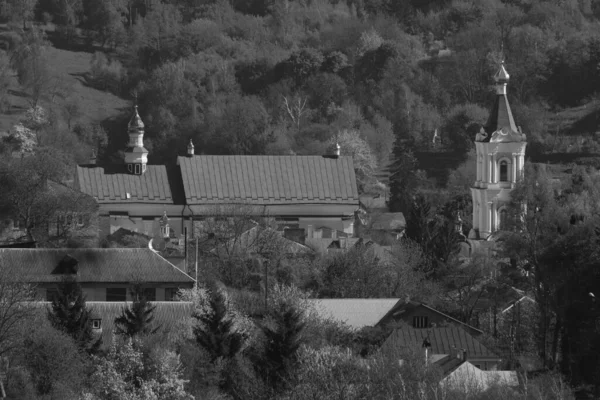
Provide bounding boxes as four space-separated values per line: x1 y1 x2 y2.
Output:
135 164 141 175
46 288 59 302
499 160 509 182
127 164 133 173
106 288 127 301
12 218 23 230
413 316 428 328
143 288 156 301
142 164 147 173
165 288 179 301
76 214 85 227
92 319 102 329
499 208 508 230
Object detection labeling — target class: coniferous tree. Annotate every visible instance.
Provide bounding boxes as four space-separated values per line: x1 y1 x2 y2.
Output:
192 283 246 363
114 283 159 338
258 301 305 391
47 276 100 353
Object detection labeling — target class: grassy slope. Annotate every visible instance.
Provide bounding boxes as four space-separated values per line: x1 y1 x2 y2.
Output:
0 43 129 137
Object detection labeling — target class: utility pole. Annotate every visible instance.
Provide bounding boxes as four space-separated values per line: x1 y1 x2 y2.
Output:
195 236 198 284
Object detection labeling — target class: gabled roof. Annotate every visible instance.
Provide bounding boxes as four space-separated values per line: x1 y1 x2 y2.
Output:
0 248 195 284
309 298 401 329
382 326 500 360
177 155 359 205
390 301 484 335
76 164 185 204
213 226 312 257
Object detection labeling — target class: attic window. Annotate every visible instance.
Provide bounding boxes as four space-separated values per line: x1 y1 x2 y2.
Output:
413 316 428 328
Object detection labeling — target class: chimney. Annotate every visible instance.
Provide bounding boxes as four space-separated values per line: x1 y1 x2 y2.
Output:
90 149 97 165
333 142 340 158
187 139 195 157
307 224 313 239
462 349 467 362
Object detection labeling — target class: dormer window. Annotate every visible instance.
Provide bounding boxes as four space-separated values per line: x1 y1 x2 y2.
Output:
499 160 508 182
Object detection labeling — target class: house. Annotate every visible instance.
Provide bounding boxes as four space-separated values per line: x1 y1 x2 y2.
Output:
382 301 484 336
310 298 402 329
310 299 483 335
381 326 501 370
0 248 195 301
75 106 360 242
439 358 518 394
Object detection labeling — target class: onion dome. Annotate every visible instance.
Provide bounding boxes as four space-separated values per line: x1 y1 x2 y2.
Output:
128 105 144 132
494 61 510 84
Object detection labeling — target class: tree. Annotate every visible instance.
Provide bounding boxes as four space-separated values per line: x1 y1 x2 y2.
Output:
0 147 98 246
114 283 159 338
257 300 305 391
6 0 37 29
20 316 86 398
388 148 419 213
0 267 36 358
87 339 193 400
47 276 100 353
329 129 377 192
192 282 246 363
10 28 51 107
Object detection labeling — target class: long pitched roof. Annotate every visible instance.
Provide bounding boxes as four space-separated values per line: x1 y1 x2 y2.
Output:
76 164 184 204
382 326 499 360
88 301 194 344
178 155 359 205
310 298 401 329
0 248 195 284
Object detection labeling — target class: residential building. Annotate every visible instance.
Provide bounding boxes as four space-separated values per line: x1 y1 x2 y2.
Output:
75 107 360 242
0 248 194 301
382 326 501 370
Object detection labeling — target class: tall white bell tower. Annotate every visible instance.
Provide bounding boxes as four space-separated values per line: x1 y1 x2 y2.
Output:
469 61 527 240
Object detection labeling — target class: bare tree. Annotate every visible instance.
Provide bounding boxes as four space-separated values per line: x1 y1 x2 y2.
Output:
191 204 302 288
282 95 309 131
0 267 36 357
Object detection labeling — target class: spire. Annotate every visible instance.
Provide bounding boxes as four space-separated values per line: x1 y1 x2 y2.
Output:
480 59 521 142
128 105 145 133
187 139 195 157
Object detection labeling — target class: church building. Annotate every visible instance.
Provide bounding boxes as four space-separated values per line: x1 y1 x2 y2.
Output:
469 61 527 241
75 107 359 241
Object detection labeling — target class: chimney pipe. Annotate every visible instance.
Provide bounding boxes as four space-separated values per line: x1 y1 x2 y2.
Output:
90 149 97 165
462 349 467 362
187 139 195 157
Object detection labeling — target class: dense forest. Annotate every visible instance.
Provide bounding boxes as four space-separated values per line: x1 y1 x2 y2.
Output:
3 0 600 207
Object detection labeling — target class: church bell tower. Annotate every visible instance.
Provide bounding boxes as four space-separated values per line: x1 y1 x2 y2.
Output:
124 105 148 175
469 61 527 240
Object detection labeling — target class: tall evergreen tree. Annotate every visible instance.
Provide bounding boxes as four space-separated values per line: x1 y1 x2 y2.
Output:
114 283 159 338
192 282 246 362
258 301 305 391
47 276 100 353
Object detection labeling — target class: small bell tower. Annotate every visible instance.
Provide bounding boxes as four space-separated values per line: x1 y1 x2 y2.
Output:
124 105 148 175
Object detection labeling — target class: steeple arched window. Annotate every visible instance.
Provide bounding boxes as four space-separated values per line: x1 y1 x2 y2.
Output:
499 160 509 182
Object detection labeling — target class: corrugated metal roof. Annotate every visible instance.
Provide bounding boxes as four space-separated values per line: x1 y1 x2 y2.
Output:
76 164 184 204
0 248 195 283
382 326 499 359
178 155 359 205
310 298 401 329
88 301 193 344
35 301 194 346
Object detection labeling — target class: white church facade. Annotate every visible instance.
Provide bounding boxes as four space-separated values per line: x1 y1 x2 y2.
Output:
469 61 527 241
